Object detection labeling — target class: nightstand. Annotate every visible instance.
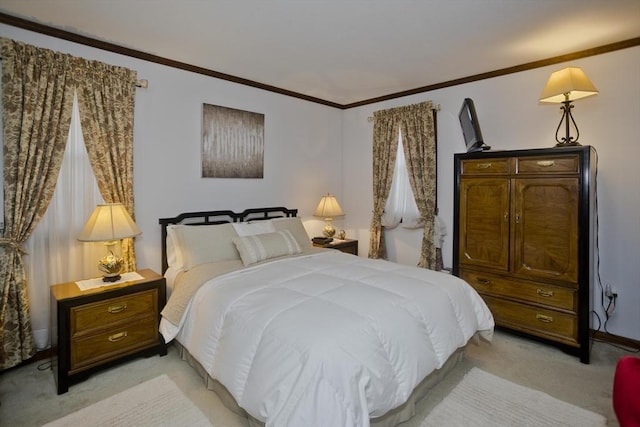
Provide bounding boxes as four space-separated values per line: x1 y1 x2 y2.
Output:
313 238 358 255
50 268 166 394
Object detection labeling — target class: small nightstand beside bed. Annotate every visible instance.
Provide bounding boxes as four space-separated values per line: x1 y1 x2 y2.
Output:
158 207 493 427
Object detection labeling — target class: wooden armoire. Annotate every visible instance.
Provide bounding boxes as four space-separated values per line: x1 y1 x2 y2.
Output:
452 146 596 363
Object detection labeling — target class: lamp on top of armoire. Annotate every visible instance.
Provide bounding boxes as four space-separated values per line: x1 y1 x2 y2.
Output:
314 194 344 239
78 203 141 282
539 67 598 147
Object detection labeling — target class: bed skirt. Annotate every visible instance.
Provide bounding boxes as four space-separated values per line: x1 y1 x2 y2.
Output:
174 340 467 427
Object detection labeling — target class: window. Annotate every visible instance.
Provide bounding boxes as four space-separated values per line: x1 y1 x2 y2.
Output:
381 128 422 229
24 93 104 349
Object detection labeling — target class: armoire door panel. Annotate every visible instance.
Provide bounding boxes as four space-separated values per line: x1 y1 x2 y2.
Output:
459 178 510 271
513 178 579 282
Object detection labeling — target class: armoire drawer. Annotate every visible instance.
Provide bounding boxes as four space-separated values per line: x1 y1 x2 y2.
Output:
460 158 510 175
516 155 579 174
482 295 578 346
461 270 576 312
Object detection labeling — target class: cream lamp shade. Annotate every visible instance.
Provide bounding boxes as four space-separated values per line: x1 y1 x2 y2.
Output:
539 67 598 104
314 194 344 238
539 67 598 147
78 203 141 282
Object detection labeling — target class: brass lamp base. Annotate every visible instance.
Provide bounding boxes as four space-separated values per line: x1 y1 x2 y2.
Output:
322 222 336 238
98 241 124 282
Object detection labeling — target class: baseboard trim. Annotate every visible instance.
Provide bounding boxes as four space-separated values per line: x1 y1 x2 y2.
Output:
592 330 640 351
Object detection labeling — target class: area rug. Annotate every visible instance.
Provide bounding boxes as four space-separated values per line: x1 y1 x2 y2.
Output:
42 375 212 427
421 368 607 427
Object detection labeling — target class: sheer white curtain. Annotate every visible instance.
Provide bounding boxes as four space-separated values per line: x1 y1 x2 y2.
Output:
381 129 422 229
381 128 447 248
25 93 104 350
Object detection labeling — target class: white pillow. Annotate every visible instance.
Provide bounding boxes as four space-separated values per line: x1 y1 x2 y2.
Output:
232 230 302 266
170 223 240 270
232 221 276 236
166 225 184 270
270 217 312 250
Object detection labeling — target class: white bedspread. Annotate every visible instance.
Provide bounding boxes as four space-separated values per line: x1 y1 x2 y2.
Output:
160 251 494 427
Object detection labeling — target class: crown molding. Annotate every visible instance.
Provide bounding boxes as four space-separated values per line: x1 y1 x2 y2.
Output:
1 12 638 110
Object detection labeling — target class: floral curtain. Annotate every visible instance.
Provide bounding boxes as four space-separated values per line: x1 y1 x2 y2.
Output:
76 61 138 272
368 101 439 269
1 38 138 370
368 110 400 259
400 101 438 269
0 38 75 369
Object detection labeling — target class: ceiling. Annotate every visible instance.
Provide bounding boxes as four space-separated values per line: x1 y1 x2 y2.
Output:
1 0 639 107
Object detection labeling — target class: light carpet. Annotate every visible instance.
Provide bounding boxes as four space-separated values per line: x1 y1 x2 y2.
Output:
421 367 607 427
42 375 212 427
40 368 607 427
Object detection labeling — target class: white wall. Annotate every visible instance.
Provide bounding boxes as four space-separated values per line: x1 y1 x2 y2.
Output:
342 47 640 341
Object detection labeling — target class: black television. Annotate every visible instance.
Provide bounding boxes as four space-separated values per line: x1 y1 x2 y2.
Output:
459 98 490 152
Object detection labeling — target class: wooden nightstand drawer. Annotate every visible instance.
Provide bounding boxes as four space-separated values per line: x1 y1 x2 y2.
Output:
461 270 576 312
70 317 158 372
71 289 157 335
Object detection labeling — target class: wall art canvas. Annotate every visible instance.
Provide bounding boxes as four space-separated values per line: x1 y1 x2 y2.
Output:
202 103 265 178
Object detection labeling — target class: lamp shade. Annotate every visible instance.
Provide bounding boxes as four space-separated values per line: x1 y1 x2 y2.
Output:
314 194 344 219
78 203 141 242
539 67 598 103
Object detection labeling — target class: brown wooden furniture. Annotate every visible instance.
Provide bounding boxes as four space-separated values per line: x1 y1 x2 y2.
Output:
453 146 596 363
313 238 358 255
51 268 167 394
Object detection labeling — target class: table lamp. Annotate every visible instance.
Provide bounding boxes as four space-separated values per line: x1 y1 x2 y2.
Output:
78 203 141 282
539 67 598 147
314 194 344 239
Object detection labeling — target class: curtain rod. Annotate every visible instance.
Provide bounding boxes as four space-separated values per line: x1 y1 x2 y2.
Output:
367 103 440 122
0 56 148 88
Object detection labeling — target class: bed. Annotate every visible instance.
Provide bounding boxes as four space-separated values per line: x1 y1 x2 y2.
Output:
158 207 494 427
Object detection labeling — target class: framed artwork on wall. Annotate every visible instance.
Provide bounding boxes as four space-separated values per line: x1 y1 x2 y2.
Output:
201 103 265 178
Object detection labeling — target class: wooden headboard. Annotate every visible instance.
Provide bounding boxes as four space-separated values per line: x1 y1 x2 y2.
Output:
158 207 298 274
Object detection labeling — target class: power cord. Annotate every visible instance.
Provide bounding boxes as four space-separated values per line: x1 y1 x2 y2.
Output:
37 360 53 371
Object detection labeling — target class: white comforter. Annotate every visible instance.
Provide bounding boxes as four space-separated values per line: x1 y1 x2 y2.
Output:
161 251 494 427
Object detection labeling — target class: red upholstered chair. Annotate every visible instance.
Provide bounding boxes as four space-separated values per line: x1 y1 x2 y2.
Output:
613 356 640 427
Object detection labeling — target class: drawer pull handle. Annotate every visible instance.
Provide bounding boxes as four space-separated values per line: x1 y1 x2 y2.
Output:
536 314 554 323
536 160 555 167
476 278 491 285
476 163 492 169
537 289 554 297
108 331 128 342
108 303 127 314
